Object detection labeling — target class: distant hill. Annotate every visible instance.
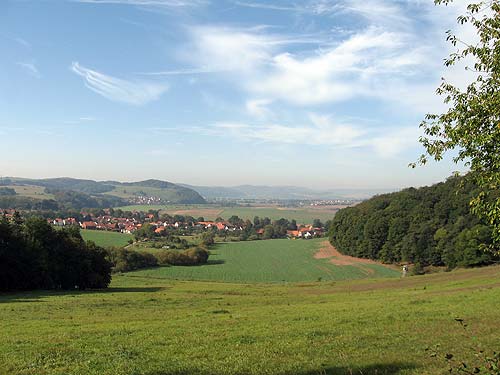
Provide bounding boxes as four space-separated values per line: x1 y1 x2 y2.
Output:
181 184 393 200
0 177 206 210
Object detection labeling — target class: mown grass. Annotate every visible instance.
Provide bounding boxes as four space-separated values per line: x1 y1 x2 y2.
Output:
81 230 133 248
0 266 499 374
130 239 399 283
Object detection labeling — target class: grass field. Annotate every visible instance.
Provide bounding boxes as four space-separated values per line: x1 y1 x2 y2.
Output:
0 266 499 374
81 230 133 247
114 204 338 223
130 239 399 283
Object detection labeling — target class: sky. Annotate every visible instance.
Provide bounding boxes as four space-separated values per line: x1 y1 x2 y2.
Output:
0 0 474 189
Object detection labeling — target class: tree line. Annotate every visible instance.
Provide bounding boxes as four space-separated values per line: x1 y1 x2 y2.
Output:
0 212 212 291
0 213 111 291
329 175 498 270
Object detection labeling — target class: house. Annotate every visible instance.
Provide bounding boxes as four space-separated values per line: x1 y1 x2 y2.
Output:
155 226 166 234
81 221 97 230
197 221 215 229
216 222 228 231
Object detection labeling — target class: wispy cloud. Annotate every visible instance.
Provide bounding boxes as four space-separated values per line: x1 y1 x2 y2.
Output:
17 62 41 78
63 116 97 125
150 114 418 158
71 0 208 6
14 37 31 48
233 0 341 15
71 62 168 105
137 67 219 76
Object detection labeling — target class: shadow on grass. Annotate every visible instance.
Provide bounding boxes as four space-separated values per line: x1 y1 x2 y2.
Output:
160 259 225 267
143 362 416 375
0 286 164 303
205 259 225 265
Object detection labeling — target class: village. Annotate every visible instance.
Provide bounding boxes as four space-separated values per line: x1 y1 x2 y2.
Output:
44 210 325 239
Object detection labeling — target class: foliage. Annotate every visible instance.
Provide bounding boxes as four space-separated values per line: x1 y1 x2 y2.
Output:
415 0 500 250
47 189 126 209
201 232 215 246
0 187 16 196
0 215 111 291
105 248 158 273
329 175 498 268
155 247 209 266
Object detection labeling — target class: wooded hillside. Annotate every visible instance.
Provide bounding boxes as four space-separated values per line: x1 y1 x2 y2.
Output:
329 176 498 269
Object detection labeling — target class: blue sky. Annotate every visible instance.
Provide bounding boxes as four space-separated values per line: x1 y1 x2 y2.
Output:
1 0 471 189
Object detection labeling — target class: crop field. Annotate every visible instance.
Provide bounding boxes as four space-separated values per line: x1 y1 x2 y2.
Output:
219 206 339 223
1 266 499 375
81 230 133 248
115 204 338 223
130 239 399 283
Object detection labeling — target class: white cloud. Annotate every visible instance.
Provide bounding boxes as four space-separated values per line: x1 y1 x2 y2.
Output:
17 62 40 78
71 62 168 105
246 99 273 119
186 26 275 72
183 25 326 74
247 26 423 105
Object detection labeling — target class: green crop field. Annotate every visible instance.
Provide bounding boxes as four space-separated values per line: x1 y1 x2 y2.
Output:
130 239 399 283
81 230 133 248
219 206 337 223
1 266 499 375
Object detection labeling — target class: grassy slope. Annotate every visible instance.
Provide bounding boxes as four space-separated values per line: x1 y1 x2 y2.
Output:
131 239 399 283
0 267 499 375
80 230 133 248
3 185 54 200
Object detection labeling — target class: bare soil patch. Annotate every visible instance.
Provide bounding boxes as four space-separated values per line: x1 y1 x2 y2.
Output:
314 241 384 266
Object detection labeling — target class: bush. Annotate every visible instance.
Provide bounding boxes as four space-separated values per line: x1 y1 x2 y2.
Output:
155 247 209 266
106 248 158 273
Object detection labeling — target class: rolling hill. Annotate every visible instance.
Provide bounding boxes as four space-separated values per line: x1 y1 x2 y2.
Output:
181 183 395 200
0 177 206 209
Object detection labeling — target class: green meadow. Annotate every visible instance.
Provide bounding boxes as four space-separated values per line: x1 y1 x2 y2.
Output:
131 238 399 283
0 266 499 375
81 230 133 248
